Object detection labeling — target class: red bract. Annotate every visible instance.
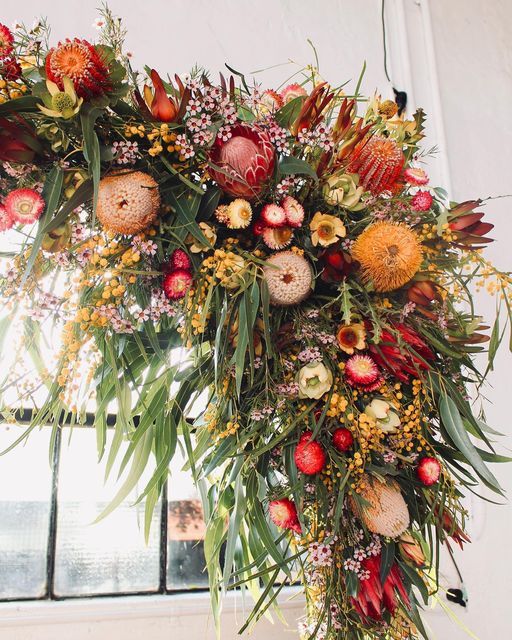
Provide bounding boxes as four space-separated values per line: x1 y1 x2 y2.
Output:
209 124 275 199
448 201 494 248
435 507 471 549
350 555 410 621
290 82 333 137
318 245 356 283
0 117 42 163
269 498 301 534
368 322 435 383
45 38 111 98
143 69 178 122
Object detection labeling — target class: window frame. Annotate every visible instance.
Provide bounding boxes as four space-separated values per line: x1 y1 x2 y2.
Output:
0 409 208 603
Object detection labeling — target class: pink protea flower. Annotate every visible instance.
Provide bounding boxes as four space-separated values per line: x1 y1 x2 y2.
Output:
4 188 45 225
209 123 275 199
404 167 429 186
345 354 381 390
269 498 301 534
163 269 193 300
282 196 305 228
0 204 13 232
281 83 307 104
260 203 286 228
411 190 433 211
0 24 14 60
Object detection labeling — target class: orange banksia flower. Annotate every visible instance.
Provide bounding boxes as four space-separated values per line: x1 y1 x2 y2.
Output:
352 221 423 292
349 134 404 195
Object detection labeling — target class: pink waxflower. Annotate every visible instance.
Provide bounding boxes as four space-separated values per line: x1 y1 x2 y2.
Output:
412 190 433 211
209 123 275 199
4 188 45 225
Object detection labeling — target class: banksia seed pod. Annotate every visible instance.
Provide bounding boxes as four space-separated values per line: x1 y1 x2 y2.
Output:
348 134 404 195
350 475 410 538
96 171 161 235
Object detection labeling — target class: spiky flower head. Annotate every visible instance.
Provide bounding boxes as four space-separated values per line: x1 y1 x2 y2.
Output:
262 250 312 306
96 171 161 235
45 38 111 98
349 134 404 195
350 475 410 538
351 221 422 292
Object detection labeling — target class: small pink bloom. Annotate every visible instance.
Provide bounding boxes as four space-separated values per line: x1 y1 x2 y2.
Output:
404 167 429 186
4 188 45 225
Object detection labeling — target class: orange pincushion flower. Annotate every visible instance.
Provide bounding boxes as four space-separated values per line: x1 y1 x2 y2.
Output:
45 39 111 98
96 171 161 235
349 134 404 195
351 221 422 292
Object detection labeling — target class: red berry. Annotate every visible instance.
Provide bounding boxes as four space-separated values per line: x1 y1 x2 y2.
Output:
269 498 301 534
332 428 354 452
416 457 441 486
169 248 191 271
163 269 193 300
294 438 326 475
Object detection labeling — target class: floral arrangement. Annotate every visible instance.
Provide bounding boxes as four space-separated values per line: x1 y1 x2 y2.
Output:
0 9 511 640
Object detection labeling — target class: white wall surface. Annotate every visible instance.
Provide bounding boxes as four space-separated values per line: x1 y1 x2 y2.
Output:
0 1 511 639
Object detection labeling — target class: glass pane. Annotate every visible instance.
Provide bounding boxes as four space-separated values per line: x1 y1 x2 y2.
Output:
0 425 52 599
167 447 208 589
54 428 160 596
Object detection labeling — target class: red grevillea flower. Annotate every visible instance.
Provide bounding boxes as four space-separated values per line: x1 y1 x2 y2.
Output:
411 190 433 211
0 24 14 60
0 205 13 232
0 116 42 163
368 322 435 383
294 434 326 475
269 498 301 534
351 554 410 621
345 355 381 388
4 188 45 225
143 69 178 122
163 269 193 300
348 135 404 195
1 57 22 81
209 123 275 199
45 38 111 98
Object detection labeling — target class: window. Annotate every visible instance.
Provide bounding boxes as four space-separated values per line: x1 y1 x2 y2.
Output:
0 416 208 601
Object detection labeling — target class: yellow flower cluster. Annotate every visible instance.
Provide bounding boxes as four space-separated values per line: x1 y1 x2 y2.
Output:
0 78 28 103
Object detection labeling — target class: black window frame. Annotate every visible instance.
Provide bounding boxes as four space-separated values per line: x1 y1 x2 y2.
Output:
0 409 209 603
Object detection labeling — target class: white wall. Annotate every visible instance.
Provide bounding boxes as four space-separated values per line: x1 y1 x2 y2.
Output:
0 1 511 639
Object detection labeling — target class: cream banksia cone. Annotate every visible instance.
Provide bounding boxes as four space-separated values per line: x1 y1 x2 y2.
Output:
96 171 161 235
350 475 410 538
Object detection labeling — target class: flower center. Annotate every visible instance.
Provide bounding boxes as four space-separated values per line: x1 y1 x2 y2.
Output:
52 92 75 112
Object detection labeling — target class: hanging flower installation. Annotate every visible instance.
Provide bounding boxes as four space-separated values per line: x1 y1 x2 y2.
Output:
0 9 511 640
